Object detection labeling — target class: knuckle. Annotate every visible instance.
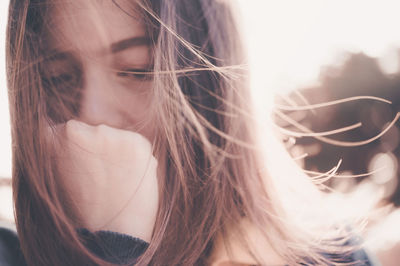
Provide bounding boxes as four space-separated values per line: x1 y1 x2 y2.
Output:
96 124 111 140
65 120 81 140
65 120 77 133
96 124 109 132
95 124 114 142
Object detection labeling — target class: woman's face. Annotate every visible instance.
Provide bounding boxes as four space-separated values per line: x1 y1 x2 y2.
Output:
45 1 155 141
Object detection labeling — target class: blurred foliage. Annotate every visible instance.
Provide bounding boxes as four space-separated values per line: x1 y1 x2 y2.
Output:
275 51 400 205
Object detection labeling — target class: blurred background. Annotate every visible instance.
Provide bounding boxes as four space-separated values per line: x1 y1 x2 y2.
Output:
2 0 400 264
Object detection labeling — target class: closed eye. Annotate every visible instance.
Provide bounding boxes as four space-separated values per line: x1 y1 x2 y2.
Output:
42 71 82 92
51 73 74 82
117 68 153 81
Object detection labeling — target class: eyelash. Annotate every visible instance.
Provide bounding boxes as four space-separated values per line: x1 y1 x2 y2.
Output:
44 73 81 89
117 68 153 81
43 67 153 88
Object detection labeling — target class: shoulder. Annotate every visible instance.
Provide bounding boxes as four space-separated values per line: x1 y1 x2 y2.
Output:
208 218 381 266
0 223 149 265
0 222 26 266
317 234 381 266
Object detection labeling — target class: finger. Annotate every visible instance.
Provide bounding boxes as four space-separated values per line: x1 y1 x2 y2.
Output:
43 120 93 160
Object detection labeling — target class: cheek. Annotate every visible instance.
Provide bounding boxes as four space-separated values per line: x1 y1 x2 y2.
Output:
114 84 155 136
123 86 152 117
124 94 152 120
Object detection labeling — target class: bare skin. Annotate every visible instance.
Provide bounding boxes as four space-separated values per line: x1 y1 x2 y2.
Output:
47 1 159 242
47 1 286 264
57 120 159 242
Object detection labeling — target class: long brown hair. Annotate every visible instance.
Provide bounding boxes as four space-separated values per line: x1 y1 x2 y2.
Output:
6 0 354 265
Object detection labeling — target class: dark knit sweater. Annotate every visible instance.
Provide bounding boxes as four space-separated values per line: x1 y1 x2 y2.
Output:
0 223 379 265
0 224 148 266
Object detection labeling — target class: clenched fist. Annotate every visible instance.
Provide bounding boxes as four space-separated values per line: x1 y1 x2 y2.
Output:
52 120 159 242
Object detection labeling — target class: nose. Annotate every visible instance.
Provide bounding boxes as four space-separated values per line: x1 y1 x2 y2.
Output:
78 65 124 128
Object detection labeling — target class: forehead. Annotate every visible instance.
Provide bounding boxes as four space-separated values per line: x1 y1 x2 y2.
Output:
48 0 145 54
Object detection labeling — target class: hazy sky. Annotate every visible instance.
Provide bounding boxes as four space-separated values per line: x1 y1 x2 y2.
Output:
1 0 400 176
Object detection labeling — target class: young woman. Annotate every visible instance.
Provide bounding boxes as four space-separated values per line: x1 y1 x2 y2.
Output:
2 0 377 265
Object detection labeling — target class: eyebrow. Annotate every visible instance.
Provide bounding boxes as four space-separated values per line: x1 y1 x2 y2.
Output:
110 36 151 53
44 50 75 62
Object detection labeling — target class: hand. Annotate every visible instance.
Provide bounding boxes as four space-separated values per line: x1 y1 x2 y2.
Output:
53 120 159 242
